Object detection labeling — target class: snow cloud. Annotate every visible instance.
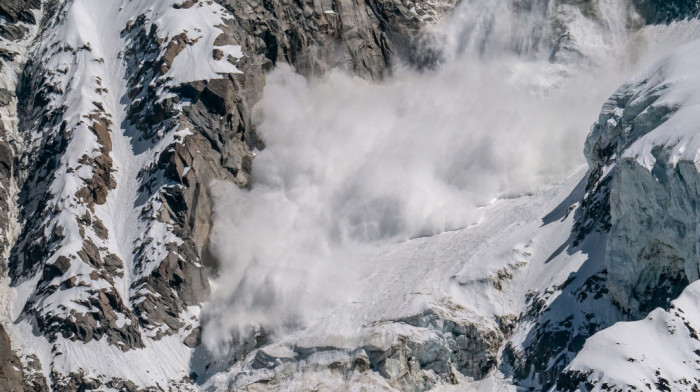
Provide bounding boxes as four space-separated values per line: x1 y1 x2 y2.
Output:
200 0 700 351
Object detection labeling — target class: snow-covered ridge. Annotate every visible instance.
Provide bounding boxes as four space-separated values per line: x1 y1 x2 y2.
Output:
561 280 700 391
556 36 700 392
583 37 700 315
5 0 246 388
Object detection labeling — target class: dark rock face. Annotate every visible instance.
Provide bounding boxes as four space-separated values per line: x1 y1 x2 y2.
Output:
0 0 40 25
11 34 144 351
508 24 700 391
0 324 25 392
580 64 698 316
0 119 15 277
214 0 452 80
633 0 700 23
507 76 690 390
115 0 453 344
506 260 621 391
0 3 46 389
23 354 49 392
0 326 48 392
555 369 596 392
108 0 455 347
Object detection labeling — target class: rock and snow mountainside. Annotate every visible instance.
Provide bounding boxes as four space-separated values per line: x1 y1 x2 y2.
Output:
558 36 700 392
2 0 700 391
0 0 454 390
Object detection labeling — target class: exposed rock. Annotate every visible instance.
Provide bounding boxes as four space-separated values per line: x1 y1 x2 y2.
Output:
51 370 103 392
558 282 700 391
184 326 202 348
0 324 25 392
506 253 622 390
580 45 700 315
174 0 199 10
0 88 12 106
555 369 595 392
633 0 700 23
0 23 29 42
75 112 116 208
0 0 41 277
0 0 40 25
215 302 507 392
214 0 455 81
113 0 455 343
513 31 700 392
22 354 49 392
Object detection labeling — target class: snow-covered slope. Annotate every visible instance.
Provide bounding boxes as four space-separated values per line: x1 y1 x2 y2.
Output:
560 281 700 391
198 166 600 391
556 35 700 392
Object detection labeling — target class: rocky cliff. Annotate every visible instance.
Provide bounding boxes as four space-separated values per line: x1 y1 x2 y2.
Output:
0 0 455 389
553 35 700 392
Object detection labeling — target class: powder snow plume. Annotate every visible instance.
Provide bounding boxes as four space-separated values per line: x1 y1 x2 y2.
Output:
200 0 700 350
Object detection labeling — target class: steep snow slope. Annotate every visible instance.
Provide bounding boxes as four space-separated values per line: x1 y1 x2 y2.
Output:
561 281 700 391
6 0 244 388
201 166 592 391
0 0 287 388
584 36 700 315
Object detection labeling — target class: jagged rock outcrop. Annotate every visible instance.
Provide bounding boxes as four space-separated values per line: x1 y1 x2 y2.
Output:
581 38 700 315
506 20 700 391
541 36 700 392
501 25 700 392
0 323 48 392
7 0 454 346
216 0 454 80
634 0 700 23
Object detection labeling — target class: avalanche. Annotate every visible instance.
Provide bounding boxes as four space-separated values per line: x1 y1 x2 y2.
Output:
2 0 700 391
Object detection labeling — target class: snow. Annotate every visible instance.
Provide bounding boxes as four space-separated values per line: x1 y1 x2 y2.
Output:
201 166 594 388
620 39 700 170
153 0 244 84
203 0 700 352
565 281 700 391
0 4 58 384
0 0 244 388
558 32 700 392
200 1 700 390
